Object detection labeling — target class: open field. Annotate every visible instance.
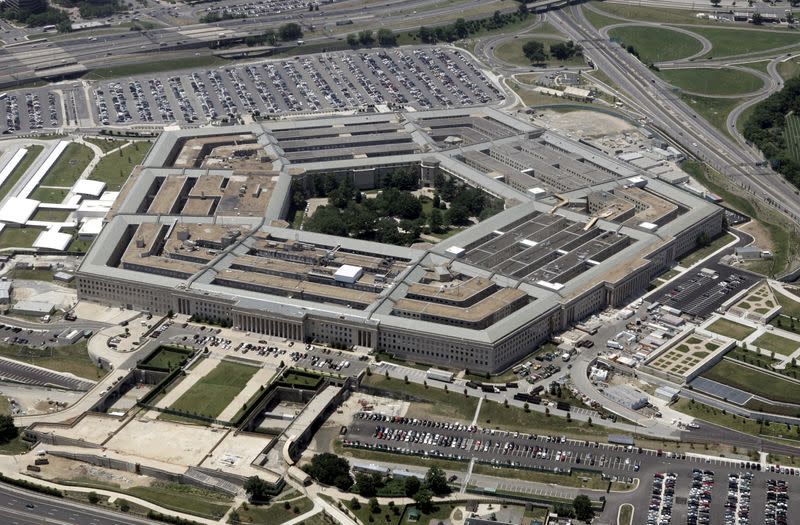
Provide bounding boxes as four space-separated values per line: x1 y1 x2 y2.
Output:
677 231 736 267
702 359 800 404
680 94 741 141
89 141 151 191
706 318 755 341
691 27 800 58
0 145 42 201
362 373 479 422
168 360 258 419
753 332 800 356
660 68 763 96
608 26 703 63
588 2 737 26
0 341 102 380
778 59 800 81
41 143 93 187
0 227 43 250
493 37 586 67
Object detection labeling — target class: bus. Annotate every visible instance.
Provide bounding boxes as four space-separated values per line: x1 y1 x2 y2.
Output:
41 24 57 32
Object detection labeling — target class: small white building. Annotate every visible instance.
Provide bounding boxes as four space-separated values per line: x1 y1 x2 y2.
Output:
72 179 107 198
333 264 363 284
33 230 72 251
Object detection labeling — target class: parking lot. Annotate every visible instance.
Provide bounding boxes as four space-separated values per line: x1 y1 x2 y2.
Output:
89 47 502 125
0 88 61 134
649 265 754 318
159 321 367 378
344 412 799 525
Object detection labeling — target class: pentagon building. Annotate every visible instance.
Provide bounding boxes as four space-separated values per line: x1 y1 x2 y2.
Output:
76 107 723 373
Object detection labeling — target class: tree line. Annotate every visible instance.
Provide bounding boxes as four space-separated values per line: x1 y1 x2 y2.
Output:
743 75 800 189
522 40 582 65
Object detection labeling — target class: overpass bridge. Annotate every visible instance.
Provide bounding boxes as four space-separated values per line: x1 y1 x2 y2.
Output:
526 0 581 12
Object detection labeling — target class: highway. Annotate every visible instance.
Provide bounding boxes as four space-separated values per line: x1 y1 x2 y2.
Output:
0 482 155 524
548 5 800 230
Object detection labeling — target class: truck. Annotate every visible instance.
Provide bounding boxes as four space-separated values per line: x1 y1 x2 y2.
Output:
606 340 624 350
425 368 454 383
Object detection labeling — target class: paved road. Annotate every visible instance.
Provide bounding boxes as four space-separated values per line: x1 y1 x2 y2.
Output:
0 482 156 525
549 5 800 230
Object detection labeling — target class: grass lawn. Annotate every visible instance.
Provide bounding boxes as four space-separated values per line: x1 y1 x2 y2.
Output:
124 482 232 520
589 1 730 26
753 332 800 356
778 58 800 81
472 464 632 491
659 68 763 96
29 187 68 203
479 399 611 440
89 141 151 191
680 94 741 141
0 145 43 201
84 56 229 80
672 398 800 442
0 341 104 380
232 496 314 524
41 143 94 187
67 235 92 254
142 346 192 370
702 359 800 404
168 360 258 419
0 396 9 415
493 37 586 67
361 373 478 423
0 227 43 250
31 209 70 222
9 268 54 281
349 500 403 525
84 137 128 154
774 289 800 318
0 435 30 455
677 231 735 267
618 503 634 525
706 318 756 341
608 26 703 63
691 27 800 58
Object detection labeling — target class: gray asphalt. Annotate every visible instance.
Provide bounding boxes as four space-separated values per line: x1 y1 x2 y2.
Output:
0 482 156 525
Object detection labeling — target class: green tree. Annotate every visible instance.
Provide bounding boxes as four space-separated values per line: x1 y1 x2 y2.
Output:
307 453 353 491
347 33 359 46
404 476 421 497
413 487 434 512
573 495 593 521
377 28 396 46
279 22 303 40
424 466 450 496
356 473 379 497
87 492 100 504
358 29 375 46
429 207 444 233
522 40 547 64
244 476 272 502
0 415 17 444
